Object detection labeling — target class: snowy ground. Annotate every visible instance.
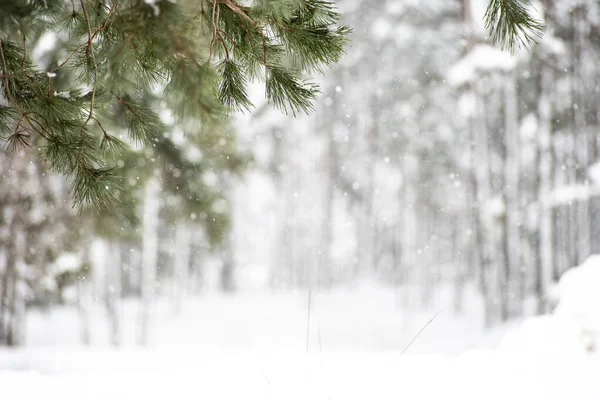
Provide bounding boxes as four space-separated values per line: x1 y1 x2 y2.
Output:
1 282 600 399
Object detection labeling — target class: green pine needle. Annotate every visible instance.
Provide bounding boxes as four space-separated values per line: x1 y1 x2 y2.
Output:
71 166 121 212
266 65 319 115
484 0 546 53
117 97 165 144
100 133 128 159
5 132 31 151
218 59 253 112
0 106 19 134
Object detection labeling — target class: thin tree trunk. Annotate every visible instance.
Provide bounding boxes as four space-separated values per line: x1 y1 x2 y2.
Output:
536 50 554 315
572 5 591 265
172 223 190 314
0 261 10 344
78 239 92 346
139 177 160 347
220 235 236 292
501 69 520 320
473 79 495 327
106 241 121 347
318 124 335 288
7 229 25 347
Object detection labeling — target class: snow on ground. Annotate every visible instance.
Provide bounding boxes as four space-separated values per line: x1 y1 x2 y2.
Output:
1 280 600 399
501 255 600 354
19 282 504 353
2 349 599 400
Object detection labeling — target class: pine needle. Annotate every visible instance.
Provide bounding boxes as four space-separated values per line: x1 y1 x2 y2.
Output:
484 0 546 53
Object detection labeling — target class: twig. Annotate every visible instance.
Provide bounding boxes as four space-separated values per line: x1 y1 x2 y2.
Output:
216 34 230 59
23 114 51 141
400 309 444 355
222 0 267 64
218 28 238 46
91 1 118 41
50 43 88 74
50 2 115 76
92 116 110 139
209 0 219 62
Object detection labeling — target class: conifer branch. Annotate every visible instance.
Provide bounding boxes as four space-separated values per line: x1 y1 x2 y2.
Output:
0 0 349 211
0 43 46 141
484 0 545 53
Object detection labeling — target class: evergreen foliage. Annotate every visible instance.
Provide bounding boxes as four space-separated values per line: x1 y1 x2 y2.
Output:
0 0 545 213
484 0 545 52
0 0 350 211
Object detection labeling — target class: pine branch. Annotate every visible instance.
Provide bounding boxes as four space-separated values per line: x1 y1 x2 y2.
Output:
484 0 545 53
0 0 349 212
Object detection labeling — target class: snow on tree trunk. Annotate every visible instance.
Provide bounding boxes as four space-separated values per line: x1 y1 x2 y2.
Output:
138 177 160 347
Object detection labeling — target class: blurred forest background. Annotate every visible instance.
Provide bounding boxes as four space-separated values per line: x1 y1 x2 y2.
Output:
2 0 600 348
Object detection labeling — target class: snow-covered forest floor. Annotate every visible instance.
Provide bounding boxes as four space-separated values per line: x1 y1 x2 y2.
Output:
2 279 599 400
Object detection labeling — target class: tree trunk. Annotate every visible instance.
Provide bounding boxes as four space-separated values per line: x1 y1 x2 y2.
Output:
172 223 191 314
572 5 591 265
220 235 236 292
473 79 495 327
78 239 92 346
138 177 160 347
536 48 554 315
501 69 521 320
106 241 121 346
318 115 336 288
